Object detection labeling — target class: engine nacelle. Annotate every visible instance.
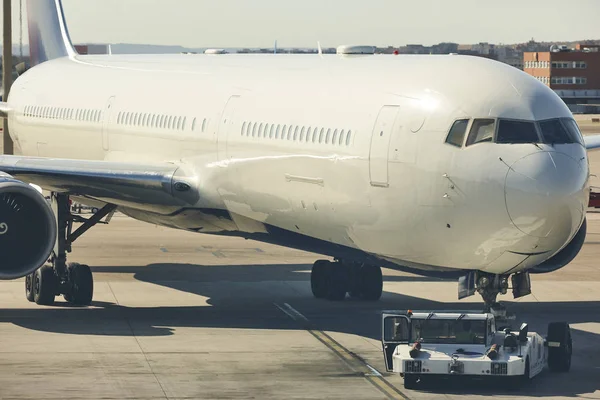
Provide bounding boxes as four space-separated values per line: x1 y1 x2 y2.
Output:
530 218 587 274
0 173 56 279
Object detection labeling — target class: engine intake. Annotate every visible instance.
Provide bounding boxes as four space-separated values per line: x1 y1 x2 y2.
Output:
0 174 56 279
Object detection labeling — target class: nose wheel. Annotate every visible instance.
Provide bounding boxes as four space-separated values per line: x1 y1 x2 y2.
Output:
310 260 383 301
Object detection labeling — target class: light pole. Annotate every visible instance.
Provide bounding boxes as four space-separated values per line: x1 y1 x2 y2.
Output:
2 0 13 155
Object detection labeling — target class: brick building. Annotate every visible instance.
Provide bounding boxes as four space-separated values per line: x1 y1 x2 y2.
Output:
524 44 600 113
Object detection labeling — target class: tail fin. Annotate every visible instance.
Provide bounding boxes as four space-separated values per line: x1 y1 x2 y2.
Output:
27 0 77 66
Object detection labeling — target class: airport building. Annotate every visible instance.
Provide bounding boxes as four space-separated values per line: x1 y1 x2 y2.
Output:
524 44 600 113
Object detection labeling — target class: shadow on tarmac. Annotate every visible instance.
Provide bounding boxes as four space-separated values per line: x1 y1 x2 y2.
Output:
0 262 599 397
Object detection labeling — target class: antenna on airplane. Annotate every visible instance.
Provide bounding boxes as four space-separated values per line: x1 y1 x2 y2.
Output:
317 41 323 57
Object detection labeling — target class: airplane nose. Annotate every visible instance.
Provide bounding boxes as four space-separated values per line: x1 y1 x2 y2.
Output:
505 151 587 241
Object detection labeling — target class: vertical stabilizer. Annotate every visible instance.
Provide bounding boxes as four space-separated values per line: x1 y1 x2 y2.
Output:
27 0 77 66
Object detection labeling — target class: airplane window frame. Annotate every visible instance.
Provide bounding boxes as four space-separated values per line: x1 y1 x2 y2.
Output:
466 118 496 147
496 118 541 144
445 119 470 148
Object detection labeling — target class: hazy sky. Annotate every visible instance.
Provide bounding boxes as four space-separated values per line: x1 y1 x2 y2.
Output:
5 0 600 48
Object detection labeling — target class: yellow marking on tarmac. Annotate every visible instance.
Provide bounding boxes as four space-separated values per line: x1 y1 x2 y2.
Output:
275 303 409 400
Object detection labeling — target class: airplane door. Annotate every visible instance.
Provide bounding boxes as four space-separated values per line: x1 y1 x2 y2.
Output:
102 96 115 151
218 95 241 161
369 106 399 187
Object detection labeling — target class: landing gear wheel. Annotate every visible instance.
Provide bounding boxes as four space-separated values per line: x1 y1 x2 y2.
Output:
325 264 348 301
311 260 330 299
25 273 35 302
547 322 572 372
33 266 57 306
403 375 419 390
357 265 383 301
66 262 94 306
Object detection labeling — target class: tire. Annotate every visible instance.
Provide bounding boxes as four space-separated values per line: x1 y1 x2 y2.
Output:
67 263 94 306
521 357 531 385
547 322 572 372
91 207 99 214
325 263 348 301
33 266 57 306
404 375 419 390
358 265 383 301
311 260 330 299
25 273 35 302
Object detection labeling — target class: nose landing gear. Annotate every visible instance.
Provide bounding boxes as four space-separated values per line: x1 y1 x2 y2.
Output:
459 270 532 313
310 260 383 301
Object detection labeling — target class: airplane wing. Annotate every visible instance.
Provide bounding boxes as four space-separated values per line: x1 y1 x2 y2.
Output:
584 135 600 151
0 155 199 210
0 102 11 118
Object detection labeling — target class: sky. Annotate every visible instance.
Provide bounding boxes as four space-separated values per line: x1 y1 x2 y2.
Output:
4 0 600 49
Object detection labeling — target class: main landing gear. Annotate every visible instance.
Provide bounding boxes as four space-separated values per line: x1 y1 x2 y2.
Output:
25 193 116 306
310 260 383 301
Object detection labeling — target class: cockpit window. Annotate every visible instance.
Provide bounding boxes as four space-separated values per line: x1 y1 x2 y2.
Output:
496 120 540 144
466 119 495 146
561 118 585 146
445 119 469 147
539 119 574 145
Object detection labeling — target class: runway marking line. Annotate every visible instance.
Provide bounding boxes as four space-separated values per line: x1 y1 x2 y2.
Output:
275 303 409 400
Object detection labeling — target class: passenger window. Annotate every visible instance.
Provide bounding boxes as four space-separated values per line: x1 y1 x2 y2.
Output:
319 128 324 143
182 117 187 130
281 125 287 140
252 122 257 137
193 118 198 131
332 129 338 145
539 119 573 145
276 124 280 139
293 126 299 141
445 119 469 147
300 127 305 142
258 123 264 138
265 123 270 138
346 130 352 146
466 119 495 146
202 118 207 132
270 124 275 139
326 129 331 144
339 130 345 145
560 118 584 145
496 120 539 144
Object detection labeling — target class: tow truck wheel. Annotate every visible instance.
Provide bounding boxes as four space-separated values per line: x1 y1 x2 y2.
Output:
547 322 572 372
311 260 330 299
25 273 35 302
403 375 419 390
33 265 57 306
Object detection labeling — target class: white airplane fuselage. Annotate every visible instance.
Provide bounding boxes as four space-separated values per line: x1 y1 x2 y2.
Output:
6 53 590 275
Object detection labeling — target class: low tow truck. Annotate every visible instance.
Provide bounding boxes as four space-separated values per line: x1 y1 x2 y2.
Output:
381 310 572 389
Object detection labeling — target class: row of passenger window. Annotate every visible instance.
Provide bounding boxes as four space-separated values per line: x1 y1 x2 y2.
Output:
445 117 583 148
241 121 353 147
23 105 103 122
116 111 209 133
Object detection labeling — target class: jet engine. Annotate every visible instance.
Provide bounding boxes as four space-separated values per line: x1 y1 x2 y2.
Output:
530 218 587 274
0 174 56 279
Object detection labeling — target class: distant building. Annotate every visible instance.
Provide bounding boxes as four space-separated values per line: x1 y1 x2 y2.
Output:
74 44 110 55
524 44 600 113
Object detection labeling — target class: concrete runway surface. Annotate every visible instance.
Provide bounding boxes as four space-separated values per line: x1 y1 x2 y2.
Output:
0 143 599 399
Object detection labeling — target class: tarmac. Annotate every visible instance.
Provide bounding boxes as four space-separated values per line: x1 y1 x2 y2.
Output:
0 131 599 399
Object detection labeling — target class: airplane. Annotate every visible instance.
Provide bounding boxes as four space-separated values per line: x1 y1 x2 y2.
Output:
0 0 599 310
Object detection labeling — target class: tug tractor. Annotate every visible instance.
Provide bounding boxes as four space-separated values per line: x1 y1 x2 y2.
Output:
381 311 572 390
